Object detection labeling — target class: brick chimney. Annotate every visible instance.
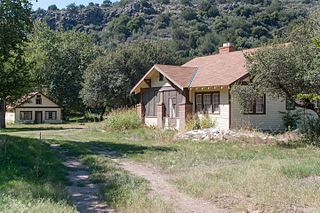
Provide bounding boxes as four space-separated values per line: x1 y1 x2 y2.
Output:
219 42 236 54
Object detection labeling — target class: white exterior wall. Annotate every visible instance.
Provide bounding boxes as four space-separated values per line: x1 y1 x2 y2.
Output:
151 72 171 88
145 117 157 126
14 93 62 124
5 112 15 124
190 87 230 130
15 108 63 124
231 94 285 130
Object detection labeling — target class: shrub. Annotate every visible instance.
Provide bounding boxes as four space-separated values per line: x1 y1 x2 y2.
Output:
300 117 320 146
280 110 302 131
104 108 141 131
185 114 215 130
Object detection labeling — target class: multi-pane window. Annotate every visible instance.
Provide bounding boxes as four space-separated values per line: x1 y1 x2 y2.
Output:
203 94 212 113
20 111 32 120
286 98 295 110
244 95 266 114
45 111 57 120
36 95 42 104
195 92 220 114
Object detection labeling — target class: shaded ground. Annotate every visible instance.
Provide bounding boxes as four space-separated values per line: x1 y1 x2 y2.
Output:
50 144 115 213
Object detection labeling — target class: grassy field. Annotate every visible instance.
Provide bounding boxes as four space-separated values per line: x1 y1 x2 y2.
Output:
2 123 320 212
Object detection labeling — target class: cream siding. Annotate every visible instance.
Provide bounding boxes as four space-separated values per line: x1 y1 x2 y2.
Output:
150 71 171 88
14 93 62 124
231 94 286 130
5 112 15 124
190 87 230 130
145 117 157 126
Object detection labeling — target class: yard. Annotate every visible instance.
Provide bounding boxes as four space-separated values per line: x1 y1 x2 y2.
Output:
1 123 320 212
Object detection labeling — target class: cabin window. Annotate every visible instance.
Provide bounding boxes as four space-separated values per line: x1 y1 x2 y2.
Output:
195 92 220 114
45 111 57 120
244 95 266 114
20 111 32 120
36 95 42 105
286 98 295 110
169 98 177 118
159 73 164 81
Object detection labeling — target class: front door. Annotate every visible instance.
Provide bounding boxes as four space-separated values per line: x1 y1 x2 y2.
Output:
35 111 42 124
167 98 177 128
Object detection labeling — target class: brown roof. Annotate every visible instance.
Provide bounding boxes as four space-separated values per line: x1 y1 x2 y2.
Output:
130 64 197 93
131 47 258 93
9 91 61 109
154 64 197 88
182 50 250 87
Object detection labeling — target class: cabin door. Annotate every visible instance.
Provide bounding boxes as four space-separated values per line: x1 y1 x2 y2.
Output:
167 98 177 128
35 111 42 124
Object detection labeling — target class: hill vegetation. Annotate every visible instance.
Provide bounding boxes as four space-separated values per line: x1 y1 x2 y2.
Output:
32 0 317 56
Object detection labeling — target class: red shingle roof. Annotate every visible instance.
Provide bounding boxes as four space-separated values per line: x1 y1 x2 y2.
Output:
183 50 249 87
154 64 197 88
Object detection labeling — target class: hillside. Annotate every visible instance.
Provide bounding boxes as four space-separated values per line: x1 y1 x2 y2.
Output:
32 0 318 56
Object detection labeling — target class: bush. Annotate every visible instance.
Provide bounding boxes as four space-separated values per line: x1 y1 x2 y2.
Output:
280 110 302 131
104 108 141 131
300 117 320 146
185 114 215 130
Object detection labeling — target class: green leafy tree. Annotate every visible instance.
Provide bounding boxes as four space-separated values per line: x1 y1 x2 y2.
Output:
27 22 101 116
0 0 32 128
231 21 320 117
81 42 184 119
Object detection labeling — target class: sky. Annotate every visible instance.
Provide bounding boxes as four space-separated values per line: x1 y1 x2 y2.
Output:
31 0 108 10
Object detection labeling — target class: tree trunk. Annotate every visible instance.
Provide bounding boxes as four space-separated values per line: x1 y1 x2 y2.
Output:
0 99 6 129
99 104 108 121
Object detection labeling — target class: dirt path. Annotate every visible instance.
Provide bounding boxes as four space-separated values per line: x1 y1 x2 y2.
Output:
50 144 115 213
96 150 223 213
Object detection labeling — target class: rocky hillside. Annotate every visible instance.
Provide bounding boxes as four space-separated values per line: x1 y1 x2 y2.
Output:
32 0 319 56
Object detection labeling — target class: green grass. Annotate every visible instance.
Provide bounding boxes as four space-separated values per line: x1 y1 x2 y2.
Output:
3 124 320 212
0 134 75 212
82 155 174 213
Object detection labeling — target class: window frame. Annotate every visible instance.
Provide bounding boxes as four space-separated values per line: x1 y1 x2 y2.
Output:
244 95 266 115
45 111 57 120
20 111 32 121
36 95 42 105
195 92 220 115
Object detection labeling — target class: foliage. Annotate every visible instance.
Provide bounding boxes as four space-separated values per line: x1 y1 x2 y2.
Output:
31 0 313 57
80 41 183 114
27 22 101 115
0 0 33 128
300 117 320 146
231 16 320 117
185 114 215 130
103 109 141 130
279 110 302 131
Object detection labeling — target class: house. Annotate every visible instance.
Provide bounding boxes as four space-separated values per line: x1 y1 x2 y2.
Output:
6 92 63 124
131 43 318 131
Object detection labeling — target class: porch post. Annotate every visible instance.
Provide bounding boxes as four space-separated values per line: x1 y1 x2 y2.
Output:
179 88 192 130
137 91 145 124
157 91 164 128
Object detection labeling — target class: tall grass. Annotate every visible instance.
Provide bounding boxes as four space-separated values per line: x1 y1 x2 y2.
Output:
0 135 75 212
103 108 141 131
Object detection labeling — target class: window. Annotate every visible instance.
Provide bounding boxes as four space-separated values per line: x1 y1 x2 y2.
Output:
196 94 203 112
159 73 164 81
203 94 212 113
169 98 177 118
244 95 266 114
36 95 42 105
20 111 32 120
286 98 295 110
45 111 57 120
195 92 220 114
